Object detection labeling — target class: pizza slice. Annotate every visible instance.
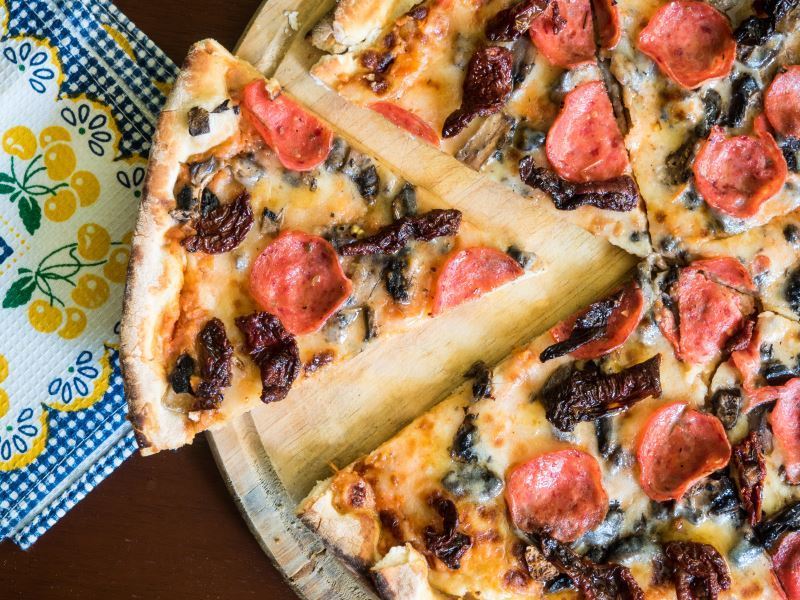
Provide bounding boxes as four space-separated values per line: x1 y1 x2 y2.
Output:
121 40 540 455
307 0 652 256
607 0 800 255
299 259 784 599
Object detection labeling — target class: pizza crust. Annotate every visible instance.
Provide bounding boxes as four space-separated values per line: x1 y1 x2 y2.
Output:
329 0 421 49
297 478 380 570
371 545 442 600
121 39 262 454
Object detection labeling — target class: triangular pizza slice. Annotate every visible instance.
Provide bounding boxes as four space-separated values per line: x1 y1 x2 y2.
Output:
307 0 652 256
300 258 788 599
121 40 540 454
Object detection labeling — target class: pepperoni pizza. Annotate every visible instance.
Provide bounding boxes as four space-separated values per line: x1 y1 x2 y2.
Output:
309 0 800 272
607 0 800 255
120 0 800 596
309 0 652 256
301 257 800 598
121 40 537 454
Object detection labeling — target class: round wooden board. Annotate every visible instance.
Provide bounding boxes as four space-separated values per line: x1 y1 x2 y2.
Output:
208 414 379 600
207 1 637 598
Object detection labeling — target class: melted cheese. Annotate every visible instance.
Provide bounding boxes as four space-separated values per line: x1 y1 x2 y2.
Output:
610 0 800 256
155 60 535 436
311 0 653 256
304 269 783 598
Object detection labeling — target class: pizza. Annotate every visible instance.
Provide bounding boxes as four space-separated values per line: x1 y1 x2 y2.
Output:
308 0 652 256
120 40 539 454
308 0 800 262
608 0 800 253
120 0 800 595
300 257 800 599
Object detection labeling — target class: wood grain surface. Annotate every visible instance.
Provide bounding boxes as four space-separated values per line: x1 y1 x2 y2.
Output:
1 2 298 598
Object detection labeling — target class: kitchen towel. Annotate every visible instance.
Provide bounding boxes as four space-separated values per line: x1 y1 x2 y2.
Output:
0 0 177 548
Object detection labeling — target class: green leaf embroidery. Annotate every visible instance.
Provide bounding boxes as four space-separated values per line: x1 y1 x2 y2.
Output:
9 190 20 203
25 184 53 196
18 195 42 235
0 172 14 184
0 182 16 195
2 275 35 308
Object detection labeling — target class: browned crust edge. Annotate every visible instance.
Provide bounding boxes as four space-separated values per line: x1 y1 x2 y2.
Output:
120 39 260 455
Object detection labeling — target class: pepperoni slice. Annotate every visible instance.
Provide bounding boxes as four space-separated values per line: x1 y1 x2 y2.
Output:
369 102 439 146
637 1 735 89
505 449 608 542
432 247 523 315
545 81 629 183
684 257 756 293
659 262 752 365
636 402 731 502
529 0 594 69
774 531 800 600
550 281 644 359
694 115 788 219
241 80 333 172
770 379 800 484
249 230 353 335
765 66 800 139
593 0 621 49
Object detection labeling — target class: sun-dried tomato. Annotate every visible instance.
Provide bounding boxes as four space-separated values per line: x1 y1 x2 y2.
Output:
423 495 472 569
540 290 623 362
539 537 644 600
723 317 755 356
235 312 300 404
182 191 254 254
662 541 731 600
338 209 461 256
485 0 549 41
732 430 766 526
193 318 233 410
519 158 640 211
541 355 661 432
442 46 513 138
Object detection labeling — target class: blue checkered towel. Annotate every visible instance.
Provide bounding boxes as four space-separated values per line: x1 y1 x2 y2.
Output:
0 0 177 548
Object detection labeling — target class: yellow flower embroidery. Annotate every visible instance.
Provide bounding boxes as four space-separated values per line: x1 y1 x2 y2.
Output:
0 123 101 230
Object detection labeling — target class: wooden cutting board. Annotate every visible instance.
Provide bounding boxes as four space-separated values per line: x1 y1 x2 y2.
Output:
208 1 638 598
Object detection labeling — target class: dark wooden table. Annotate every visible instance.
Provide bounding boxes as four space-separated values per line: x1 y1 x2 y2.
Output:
1 1 298 598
